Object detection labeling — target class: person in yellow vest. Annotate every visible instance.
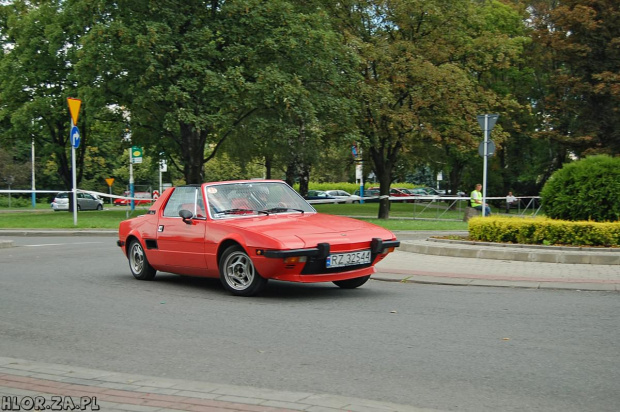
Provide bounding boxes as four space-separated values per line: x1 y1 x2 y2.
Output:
470 183 491 216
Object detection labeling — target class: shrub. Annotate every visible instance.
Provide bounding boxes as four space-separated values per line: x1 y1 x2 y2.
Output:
540 155 620 222
468 216 620 247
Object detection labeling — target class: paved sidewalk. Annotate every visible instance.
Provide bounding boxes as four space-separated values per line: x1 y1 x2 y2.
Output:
0 357 432 412
375 231 620 291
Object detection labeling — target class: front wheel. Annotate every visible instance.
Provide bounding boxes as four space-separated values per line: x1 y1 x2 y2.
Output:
219 245 267 296
128 239 156 280
333 275 370 289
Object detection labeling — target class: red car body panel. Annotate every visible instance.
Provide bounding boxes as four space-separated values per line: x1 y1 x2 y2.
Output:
114 191 153 206
118 180 399 286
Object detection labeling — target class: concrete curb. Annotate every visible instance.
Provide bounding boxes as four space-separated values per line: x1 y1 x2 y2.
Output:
372 272 620 292
400 239 620 265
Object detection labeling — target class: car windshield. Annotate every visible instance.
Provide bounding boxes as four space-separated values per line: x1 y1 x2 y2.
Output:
205 181 315 218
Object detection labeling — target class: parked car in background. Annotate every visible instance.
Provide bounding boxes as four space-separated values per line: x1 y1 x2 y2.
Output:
354 188 380 202
303 190 338 203
51 192 104 211
325 190 361 204
116 180 400 296
114 191 153 206
369 187 414 203
424 187 445 196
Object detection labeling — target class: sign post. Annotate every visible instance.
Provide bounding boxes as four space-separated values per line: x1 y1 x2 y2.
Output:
129 146 143 211
105 178 115 204
67 97 82 226
477 114 499 216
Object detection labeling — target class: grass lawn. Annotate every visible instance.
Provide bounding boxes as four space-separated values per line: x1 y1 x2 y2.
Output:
0 202 469 231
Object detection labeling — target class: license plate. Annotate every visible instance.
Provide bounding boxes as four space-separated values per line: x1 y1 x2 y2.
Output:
326 250 371 268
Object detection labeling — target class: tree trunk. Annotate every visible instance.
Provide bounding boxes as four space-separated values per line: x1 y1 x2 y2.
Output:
369 140 400 219
180 123 206 184
377 172 392 218
298 163 310 196
285 160 297 187
264 156 272 179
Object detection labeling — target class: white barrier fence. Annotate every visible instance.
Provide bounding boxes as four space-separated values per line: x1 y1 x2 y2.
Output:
0 189 542 219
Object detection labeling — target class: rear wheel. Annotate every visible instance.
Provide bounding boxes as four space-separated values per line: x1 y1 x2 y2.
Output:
128 239 156 280
333 275 370 289
219 245 267 296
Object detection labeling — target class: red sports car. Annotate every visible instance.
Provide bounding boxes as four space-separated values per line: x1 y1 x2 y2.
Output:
117 180 400 296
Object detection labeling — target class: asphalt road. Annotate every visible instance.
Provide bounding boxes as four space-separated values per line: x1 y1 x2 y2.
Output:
0 236 618 411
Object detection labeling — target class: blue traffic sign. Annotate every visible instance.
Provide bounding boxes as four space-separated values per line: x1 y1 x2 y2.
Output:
71 126 80 149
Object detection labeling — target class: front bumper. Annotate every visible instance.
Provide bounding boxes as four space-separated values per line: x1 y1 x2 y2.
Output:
262 238 400 259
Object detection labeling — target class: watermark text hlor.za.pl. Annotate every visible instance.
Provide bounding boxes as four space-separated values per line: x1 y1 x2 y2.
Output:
1 396 99 411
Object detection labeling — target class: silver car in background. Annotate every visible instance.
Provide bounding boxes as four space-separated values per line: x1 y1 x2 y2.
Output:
51 192 104 211
325 190 362 204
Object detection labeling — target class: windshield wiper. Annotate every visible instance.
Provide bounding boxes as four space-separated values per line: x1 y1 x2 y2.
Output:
218 208 270 215
262 207 305 214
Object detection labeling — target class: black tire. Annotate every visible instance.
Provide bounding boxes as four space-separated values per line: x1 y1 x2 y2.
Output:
333 275 371 289
77 204 81 211
97 204 103 210
219 245 267 296
128 239 156 280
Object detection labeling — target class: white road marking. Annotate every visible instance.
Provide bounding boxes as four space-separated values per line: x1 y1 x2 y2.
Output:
23 242 104 247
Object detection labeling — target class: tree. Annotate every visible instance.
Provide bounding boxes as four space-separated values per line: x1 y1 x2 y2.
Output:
0 0 128 193
76 0 356 187
326 0 528 217
1 1 80 190
529 0 620 156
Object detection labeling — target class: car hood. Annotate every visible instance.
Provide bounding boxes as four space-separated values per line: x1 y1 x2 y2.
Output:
221 213 395 248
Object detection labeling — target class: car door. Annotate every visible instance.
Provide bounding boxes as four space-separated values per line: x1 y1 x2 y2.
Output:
153 186 208 276
77 193 90 210
81 193 97 210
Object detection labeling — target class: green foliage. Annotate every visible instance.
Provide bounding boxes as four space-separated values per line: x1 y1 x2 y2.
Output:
468 216 620 247
529 0 620 156
0 195 33 208
0 0 617 206
540 155 620 222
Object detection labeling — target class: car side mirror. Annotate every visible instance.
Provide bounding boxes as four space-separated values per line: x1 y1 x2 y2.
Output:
179 209 193 224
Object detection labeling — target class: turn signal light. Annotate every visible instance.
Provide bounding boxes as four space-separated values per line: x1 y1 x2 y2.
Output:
284 256 307 264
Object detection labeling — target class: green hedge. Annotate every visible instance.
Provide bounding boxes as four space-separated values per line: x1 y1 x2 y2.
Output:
468 216 620 247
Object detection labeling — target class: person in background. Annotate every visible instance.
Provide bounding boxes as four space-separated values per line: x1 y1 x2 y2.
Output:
506 191 518 213
470 183 491 216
